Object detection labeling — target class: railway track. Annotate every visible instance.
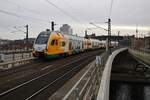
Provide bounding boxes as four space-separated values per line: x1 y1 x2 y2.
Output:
0 49 104 100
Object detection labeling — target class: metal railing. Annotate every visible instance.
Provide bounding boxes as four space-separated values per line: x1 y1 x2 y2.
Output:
0 50 32 63
62 50 110 100
0 57 35 70
131 48 150 54
129 48 150 65
0 49 32 54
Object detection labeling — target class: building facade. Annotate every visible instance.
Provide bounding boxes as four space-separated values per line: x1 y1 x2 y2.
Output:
60 24 73 35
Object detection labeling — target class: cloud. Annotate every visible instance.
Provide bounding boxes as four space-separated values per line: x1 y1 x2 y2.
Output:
0 0 149 39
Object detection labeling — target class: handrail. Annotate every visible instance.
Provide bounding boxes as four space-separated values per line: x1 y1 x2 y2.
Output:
0 49 32 54
0 52 32 63
62 50 112 100
62 61 95 100
0 57 35 69
129 49 150 65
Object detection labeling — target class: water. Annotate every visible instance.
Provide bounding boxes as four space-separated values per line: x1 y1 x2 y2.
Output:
110 82 150 100
144 86 150 100
115 84 131 100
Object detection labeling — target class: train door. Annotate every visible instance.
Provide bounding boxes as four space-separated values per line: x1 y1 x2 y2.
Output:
68 39 73 54
63 41 67 52
69 40 72 50
50 39 58 49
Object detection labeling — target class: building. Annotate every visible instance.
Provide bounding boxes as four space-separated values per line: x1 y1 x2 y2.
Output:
23 38 35 44
85 33 96 39
144 37 150 50
133 38 145 49
132 36 150 50
0 38 35 50
0 39 12 45
60 24 73 34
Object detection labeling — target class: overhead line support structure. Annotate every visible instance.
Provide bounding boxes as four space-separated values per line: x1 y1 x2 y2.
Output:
25 25 29 50
89 18 112 54
108 18 111 49
51 21 55 31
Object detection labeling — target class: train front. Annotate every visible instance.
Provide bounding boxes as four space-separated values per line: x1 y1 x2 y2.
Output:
32 30 50 57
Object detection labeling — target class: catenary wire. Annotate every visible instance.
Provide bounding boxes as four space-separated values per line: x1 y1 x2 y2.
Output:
109 0 114 18
0 9 48 24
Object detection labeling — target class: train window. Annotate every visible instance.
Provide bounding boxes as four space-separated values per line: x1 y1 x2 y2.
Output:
35 32 50 44
55 40 58 45
88 43 91 45
62 42 65 47
69 42 72 50
51 40 55 46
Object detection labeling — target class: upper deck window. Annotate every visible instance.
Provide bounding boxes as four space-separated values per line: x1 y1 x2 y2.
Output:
55 40 58 45
35 32 50 44
51 40 55 45
51 39 58 46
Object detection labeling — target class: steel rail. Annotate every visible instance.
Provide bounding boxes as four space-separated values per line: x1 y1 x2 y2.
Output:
79 66 96 96
25 56 93 100
62 61 95 100
0 54 94 97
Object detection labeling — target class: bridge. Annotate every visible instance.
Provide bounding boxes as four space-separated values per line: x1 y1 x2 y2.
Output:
0 47 150 100
85 34 135 47
86 34 124 41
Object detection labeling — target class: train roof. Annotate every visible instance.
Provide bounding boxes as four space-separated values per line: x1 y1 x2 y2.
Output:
39 30 101 41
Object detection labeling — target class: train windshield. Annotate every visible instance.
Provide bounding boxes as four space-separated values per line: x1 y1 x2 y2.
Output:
35 32 50 44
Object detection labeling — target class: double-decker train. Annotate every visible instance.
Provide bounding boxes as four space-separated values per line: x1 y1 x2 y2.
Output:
32 29 106 58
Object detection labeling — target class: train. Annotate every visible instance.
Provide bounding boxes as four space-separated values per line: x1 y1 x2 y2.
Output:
32 29 106 58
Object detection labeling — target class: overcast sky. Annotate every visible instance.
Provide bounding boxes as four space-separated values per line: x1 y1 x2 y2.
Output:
0 0 150 40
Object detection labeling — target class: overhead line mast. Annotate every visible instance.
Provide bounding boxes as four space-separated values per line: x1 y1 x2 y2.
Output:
25 25 28 45
107 18 111 49
51 21 55 31
107 0 114 53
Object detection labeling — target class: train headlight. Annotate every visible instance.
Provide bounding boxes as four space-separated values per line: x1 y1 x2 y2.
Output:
32 48 35 52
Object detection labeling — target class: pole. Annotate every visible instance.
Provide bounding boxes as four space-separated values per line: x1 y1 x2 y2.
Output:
118 31 120 43
118 31 120 36
25 25 28 44
107 18 111 54
136 24 138 38
25 24 28 50
51 21 54 31
85 30 87 38
108 18 111 47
